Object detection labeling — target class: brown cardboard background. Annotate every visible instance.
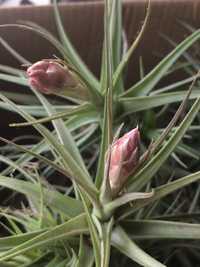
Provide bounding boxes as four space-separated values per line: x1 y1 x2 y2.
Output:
0 0 200 85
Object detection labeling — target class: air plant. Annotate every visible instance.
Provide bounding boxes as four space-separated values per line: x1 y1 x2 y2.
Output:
0 0 200 266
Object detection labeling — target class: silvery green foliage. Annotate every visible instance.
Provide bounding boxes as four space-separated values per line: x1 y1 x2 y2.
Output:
0 1 200 266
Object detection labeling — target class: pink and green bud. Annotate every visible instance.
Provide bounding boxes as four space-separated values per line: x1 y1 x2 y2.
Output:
27 59 77 94
108 127 140 196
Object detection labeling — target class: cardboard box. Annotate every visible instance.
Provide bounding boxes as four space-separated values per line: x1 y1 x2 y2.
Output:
0 0 199 136
0 1 199 81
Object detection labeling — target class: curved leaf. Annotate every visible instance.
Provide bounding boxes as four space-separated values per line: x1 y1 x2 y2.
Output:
0 94 98 201
113 0 150 90
128 97 200 192
0 176 83 218
120 170 200 220
0 214 88 263
111 226 166 267
53 0 100 92
122 29 200 97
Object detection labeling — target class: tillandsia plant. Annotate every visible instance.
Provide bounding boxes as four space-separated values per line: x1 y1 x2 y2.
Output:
0 0 200 266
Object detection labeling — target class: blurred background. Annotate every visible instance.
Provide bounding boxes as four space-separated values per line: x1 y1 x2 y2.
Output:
0 0 93 6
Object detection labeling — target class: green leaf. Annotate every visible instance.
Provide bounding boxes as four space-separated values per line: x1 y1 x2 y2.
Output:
0 64 25 76
29 88 89 178
95 0 113 191
1 111 98 179
0 94 98 201
0 214 88 263
111 226 166 267
149 170 200 208
176 143 200 160
120 170 200 220
122 29 200 97
151 75 195 95
110 0 122 72
0 155 35 183
0 91 39 105
123 220 200 240
95 103 110 192
104 191 154 216
55 259 69 267
0 176 83 218
113 0 150 90
4 215 23 235
101 0 123 94
66 251 78 267
79 191 101 267
120 90 200 114
75 236 94 267
10 103 96 128
100 0 112 94
19 252 49 267
160 31 200 72
101 218 113 267
96 93 113 195
53 0 100 92
0 210 43 232
140 73 200 161
0 103 77 117
44 256 64 267
0 228 39 250
0 73 27 86
66 112 99 132
128 97 200 192
0 135 72 180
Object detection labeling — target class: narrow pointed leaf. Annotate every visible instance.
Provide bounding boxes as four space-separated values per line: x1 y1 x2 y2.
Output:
120 90 200 114
95 0 113 190
120 170 200 220
111 226 166 267
1 111 98 178
105 191 154 215
53 0 99 92
0 73 27 86
10 103 95 127
0 214 88 263
128 97 200 191
101 0 123 94
123 220 200 240
0 94 98 200
101 218 113 267
0 64 25 76
79 191 101 267
152 75 195 95
29 88 89 177
0 176 83 218
113 0 150 89
76 237 94 267
122 29 200 97
0 230 44 250
0 155 35 182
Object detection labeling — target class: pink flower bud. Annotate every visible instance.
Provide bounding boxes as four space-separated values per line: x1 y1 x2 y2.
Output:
27 60 77 94
108 127 140 196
